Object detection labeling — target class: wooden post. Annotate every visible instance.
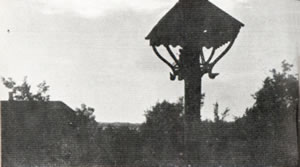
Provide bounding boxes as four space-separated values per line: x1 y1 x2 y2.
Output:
297 104 299 167
181 46 202 165
0 101 2 167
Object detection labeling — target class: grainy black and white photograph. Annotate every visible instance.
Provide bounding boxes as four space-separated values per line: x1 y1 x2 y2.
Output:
0 0 299 166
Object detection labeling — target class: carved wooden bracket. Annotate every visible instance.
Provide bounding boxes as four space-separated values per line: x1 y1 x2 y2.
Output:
152 39 235 81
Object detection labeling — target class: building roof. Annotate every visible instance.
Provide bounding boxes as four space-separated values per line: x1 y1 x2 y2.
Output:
1 101 79 165
146 0 244 49
1 101 76 123
1 101 77 140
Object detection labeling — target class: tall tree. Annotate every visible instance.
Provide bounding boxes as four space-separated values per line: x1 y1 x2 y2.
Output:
238 61 298 166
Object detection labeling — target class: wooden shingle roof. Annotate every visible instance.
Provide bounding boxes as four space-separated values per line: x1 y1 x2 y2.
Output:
146 0 244 49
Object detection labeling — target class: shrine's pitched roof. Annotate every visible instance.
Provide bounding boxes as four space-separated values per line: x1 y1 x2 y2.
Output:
146 0 244 49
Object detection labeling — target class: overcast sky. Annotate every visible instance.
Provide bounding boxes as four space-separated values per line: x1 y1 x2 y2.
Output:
0 0 299 123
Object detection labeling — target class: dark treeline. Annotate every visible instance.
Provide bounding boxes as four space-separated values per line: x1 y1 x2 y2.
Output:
2 61 299 167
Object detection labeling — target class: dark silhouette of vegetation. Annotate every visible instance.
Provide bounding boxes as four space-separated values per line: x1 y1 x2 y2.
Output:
2 61 298 167
213 102 230 123
1 76 50 101
140 98 185 165
234 60 299 166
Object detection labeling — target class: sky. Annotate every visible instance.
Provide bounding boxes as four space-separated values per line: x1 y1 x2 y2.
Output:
0 0 299 123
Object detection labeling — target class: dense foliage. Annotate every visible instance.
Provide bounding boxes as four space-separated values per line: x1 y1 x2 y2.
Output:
234 61 299 166
2 61 299 167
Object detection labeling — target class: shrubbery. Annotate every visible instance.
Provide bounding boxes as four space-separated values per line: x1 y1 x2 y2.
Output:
2 61 298 167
